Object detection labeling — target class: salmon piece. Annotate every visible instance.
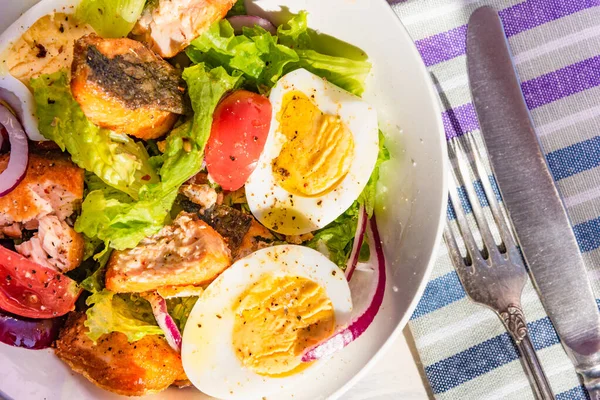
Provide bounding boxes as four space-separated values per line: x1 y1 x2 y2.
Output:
0 151 84 232
236 218 275 260
54 313 186 397
71 34 186 140
105 212 231 293
131 0 236 58
15 215 84 272
179 182 218 209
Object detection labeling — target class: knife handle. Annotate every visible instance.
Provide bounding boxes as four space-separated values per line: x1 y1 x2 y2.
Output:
575 361 600 399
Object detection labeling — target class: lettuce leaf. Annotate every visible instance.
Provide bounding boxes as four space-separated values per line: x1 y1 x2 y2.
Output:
75 65 242 251
226 0 246 17
85 289 199 342
306 203 360 267
186 13 371 95
186 21 297 91
85 290 164 342
358 130 391 218
307 131 390 267
167 296 199 331
80 248 112 293
76 0 146 38
30 71 158 199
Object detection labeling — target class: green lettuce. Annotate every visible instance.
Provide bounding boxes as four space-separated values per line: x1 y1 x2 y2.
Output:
167 296 199 331
85 290 164 342
76 0 146 38
358 130 391 217
31 71 158 199
75 65 242 251
226 0 246 17
85 289 199 342
186 13 371 95
186 21 297 91
307 204 360 267
307 131 390 268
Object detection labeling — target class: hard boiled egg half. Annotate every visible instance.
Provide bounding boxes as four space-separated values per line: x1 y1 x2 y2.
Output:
0 0 91 141
182 245 353 400
245 69 379 235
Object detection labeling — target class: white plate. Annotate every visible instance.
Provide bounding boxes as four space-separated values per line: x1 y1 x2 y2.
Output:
0 1 447 399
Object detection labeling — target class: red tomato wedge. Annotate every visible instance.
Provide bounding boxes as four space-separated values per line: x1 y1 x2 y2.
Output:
0 246 81 319
206 90 272 191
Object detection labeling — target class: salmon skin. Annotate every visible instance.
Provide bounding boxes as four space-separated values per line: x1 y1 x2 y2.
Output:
71 34 186 139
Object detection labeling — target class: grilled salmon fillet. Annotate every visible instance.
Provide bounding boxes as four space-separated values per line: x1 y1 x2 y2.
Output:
54 313 186 397
105 212 231 293
0 151 83 233
71 34 186 139
131 0 236 58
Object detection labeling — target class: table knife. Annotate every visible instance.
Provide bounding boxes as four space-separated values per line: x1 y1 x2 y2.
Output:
467 6 600 397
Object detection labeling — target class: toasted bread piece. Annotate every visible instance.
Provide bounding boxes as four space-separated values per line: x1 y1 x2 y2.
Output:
105 212 231 293
71 34 185 139
0 151 84 228
132 0 236 58
54 313 186 397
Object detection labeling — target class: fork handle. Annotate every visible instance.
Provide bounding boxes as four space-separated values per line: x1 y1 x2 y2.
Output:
499 306 554 400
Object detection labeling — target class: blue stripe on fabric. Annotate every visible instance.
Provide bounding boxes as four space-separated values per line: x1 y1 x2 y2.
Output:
410 271 465 319
425 317 559 394
556 386 591 400
573 216 600 253
447 176 503 221
546 136 600 181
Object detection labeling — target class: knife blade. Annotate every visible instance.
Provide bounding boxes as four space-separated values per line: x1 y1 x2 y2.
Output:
467 6 600 395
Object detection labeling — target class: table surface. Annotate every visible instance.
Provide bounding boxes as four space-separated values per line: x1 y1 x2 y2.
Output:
346 328 431 400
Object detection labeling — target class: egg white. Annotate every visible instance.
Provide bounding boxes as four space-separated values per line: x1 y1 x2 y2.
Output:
181 245 353 400
245 68 379 235
0 0 81 141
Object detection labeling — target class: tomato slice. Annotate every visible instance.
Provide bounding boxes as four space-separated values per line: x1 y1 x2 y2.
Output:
206 90 272 191
0 246 81 319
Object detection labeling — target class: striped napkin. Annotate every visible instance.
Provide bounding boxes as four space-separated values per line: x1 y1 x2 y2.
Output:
387 0 600 399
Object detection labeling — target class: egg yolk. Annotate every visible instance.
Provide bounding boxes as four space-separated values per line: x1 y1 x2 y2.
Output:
232 274 335 377
272 91 355 197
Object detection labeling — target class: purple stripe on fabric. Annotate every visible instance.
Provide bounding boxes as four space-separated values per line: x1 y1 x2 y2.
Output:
442 103 479 139
521 55 600 109
499 0 600 37
415 25 468 68
414 0 600 67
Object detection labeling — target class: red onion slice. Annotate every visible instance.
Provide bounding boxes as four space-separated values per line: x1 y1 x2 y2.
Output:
227 15 276 35
0 104 28 197
302 216 386 362
345 205 367 281
147 293 182 352
0 309 63 350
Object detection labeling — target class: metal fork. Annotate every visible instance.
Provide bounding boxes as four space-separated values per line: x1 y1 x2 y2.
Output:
443 135 554 400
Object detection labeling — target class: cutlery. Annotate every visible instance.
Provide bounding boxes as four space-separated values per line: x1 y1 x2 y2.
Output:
444 136 553 400
467 6 600 398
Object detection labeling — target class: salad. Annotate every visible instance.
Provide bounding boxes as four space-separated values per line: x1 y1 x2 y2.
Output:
0 0 390 398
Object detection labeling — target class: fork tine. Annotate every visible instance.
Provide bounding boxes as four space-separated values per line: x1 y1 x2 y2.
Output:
443 222 472 278
465 134 517 250
451 138 501 262
447 168 485 266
